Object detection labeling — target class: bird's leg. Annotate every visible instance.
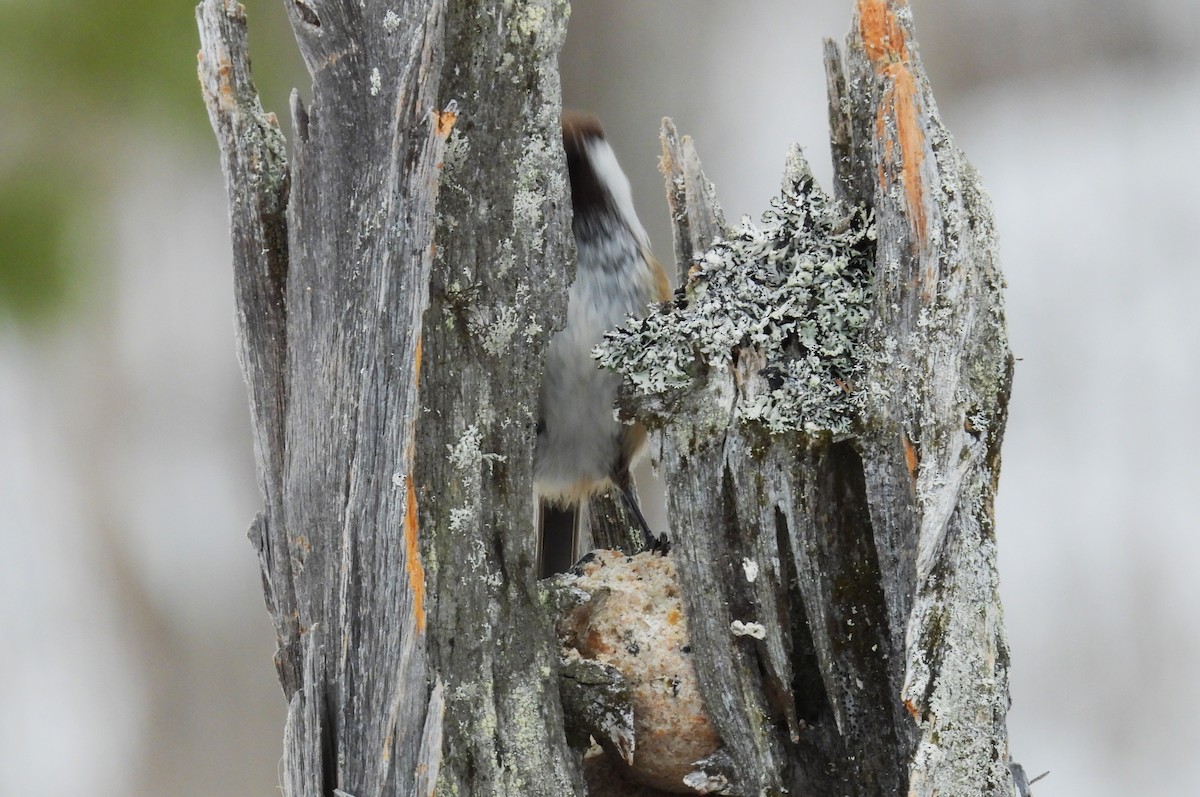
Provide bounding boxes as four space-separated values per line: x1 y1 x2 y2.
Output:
617 482 670 556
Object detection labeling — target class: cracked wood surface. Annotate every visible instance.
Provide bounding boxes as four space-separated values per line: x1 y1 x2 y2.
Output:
644 2 1017 794
199 0 579 795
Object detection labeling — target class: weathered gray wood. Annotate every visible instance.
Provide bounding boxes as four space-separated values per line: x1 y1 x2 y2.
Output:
648 136 887 796
196 0 297 693
414 0 582 794
834 4 1016 795
659 121 726 287
199 0 580 795
203 0 1017 794
597 2 1017 795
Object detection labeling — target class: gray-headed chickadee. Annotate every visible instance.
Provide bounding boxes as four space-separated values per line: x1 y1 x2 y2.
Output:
534 112 670 577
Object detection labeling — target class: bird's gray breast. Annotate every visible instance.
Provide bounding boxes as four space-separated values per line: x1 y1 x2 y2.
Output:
534 231 655 500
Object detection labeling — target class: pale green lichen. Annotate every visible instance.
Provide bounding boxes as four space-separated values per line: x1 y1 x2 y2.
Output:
481 304 520 356
441 127 470 175
447 424 484 471
597 154 875 436
512 3 547 38
493 237 514 279
237 119 289 208
511 129 565 255
523 318 543 342
448 507 473 532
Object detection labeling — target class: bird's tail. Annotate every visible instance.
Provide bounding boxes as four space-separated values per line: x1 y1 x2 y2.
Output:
537 500 582 578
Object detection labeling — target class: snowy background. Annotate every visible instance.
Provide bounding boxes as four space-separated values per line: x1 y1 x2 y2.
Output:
1 1 1196 795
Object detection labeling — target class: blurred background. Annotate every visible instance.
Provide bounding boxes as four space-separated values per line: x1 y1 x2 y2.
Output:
1 1 1196 795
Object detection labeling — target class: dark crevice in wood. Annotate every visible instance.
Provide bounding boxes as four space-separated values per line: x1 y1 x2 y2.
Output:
292 0 321 28
776 505 827 730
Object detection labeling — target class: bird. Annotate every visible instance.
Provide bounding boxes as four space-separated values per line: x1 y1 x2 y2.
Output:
534 111 671 578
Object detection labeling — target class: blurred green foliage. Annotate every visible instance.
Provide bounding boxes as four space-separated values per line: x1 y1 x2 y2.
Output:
0 165 75 328
0 0 306 329
0 0 209 127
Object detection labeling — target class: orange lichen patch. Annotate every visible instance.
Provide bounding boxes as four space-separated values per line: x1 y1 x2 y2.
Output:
433 105 458 138
888 64 927 246
857 0 908 65
904 697 920 718
202 53 238 111
903 433 919 482
413 334 423 385
859 0 929 249
404 470 426 633
874 61 928 248
402 333 426 633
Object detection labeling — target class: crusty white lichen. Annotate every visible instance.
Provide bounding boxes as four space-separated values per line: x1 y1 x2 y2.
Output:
447 424 484 471
730 620 767 639
511 128 567 255
441 127 470 175
481 304 520 356
596 152 875 436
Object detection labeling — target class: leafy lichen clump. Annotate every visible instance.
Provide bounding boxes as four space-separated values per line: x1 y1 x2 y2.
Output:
596 156 875 436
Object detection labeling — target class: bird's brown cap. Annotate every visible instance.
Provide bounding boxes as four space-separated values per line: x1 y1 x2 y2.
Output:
562 110 609 224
